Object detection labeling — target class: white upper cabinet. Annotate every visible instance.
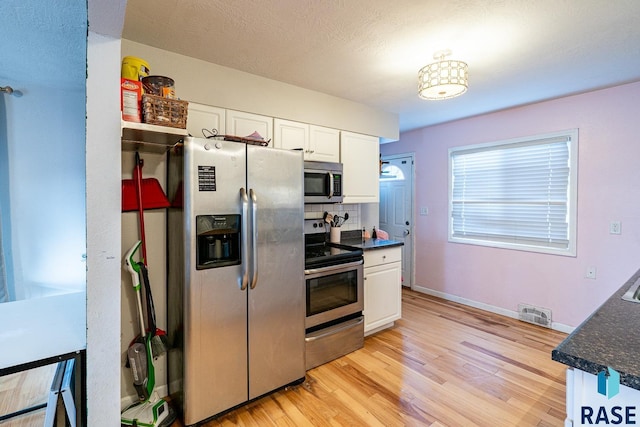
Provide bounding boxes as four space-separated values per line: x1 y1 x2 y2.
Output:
340 131 380 203
226 110 273 147
274 120 340 162
274 118 309 151
186 103 225 138
308 125 340 162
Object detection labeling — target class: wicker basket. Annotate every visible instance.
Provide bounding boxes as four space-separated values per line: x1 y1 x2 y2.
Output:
142 94 188 129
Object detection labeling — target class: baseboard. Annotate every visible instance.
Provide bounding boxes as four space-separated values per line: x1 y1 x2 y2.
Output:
364 321 395 337
411 285 575 334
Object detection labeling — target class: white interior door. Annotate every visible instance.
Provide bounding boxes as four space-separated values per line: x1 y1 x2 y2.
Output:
379 154 414 288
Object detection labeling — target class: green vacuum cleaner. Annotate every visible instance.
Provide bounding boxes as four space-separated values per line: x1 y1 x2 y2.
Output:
121 241 175 427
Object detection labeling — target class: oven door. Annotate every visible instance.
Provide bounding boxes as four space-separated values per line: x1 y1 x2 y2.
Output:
305 260 363 329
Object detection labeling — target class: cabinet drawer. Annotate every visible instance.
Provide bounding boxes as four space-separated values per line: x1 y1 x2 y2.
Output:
305 315 364 370
364 247 401 266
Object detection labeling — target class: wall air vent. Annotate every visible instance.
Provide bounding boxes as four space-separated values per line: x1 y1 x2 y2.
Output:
517 303 552 328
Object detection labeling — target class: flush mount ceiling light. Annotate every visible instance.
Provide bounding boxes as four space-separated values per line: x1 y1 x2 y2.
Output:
418 49 468 100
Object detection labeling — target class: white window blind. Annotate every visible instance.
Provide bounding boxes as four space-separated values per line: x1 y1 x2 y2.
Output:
449 130 577 256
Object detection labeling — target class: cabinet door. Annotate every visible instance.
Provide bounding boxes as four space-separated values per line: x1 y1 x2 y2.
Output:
273 118 309 151
364 261 402 334
186 102 225 138
340 131 379 203
226 110 273 147
308 125 340 162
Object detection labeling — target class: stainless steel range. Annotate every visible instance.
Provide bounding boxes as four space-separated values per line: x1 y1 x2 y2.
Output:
304 219 364 370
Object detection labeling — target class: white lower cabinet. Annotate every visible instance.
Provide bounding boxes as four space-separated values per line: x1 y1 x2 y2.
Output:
363 247 402 335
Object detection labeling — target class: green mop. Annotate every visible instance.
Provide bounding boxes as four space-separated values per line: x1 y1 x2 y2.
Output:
121 241 175 427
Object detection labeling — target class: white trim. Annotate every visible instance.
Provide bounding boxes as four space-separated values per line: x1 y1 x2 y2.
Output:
565 368 575 427
364 322 395 337
380 152 415 288
411 285 575 334
448 129 579 257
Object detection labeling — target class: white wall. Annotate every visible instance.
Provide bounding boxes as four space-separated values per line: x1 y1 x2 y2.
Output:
0 0 87 372
121 40 399 140
86 30 123 425
0 82 87 369
5 84 87 299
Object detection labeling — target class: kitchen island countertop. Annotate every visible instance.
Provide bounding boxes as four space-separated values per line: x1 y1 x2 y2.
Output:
552 267 640 391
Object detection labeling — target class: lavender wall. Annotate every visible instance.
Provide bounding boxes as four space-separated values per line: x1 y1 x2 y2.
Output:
381 81 640 328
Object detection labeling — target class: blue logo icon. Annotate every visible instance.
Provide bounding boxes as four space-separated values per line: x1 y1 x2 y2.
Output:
597 367 620 399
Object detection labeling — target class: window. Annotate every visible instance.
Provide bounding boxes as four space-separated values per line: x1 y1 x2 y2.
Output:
379 164 405 181
449 129 578 256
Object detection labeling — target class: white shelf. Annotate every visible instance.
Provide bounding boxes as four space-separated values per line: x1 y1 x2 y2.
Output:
121 120 188 153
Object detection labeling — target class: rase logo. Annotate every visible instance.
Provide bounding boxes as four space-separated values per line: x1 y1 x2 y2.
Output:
581 367 637 425
598 366 620 399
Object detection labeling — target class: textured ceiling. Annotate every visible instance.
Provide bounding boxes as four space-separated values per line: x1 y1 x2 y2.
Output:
123 0 640 132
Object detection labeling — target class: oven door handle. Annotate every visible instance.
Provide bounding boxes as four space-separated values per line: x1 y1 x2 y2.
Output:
304 259 363 275
240 188 249 291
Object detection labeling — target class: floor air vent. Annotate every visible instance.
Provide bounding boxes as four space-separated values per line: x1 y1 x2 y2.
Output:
517 304 552 328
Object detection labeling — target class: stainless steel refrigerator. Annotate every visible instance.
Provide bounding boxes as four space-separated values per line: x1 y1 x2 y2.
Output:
166 137 305 425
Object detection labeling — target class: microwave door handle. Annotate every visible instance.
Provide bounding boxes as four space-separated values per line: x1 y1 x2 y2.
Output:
240 188 249 291
249 189 258 289
327 171 334 199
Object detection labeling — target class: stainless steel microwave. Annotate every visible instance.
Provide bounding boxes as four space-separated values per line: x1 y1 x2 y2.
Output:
304 161 343 203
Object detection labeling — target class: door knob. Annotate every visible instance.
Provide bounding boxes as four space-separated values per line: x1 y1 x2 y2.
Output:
405 229 410 236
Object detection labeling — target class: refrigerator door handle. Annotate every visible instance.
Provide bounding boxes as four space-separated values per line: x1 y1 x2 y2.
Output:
240 188 249 291
249 188 258 289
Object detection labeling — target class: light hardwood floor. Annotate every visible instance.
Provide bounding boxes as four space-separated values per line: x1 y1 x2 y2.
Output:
173 289 568 427
0 363 56 426
0 290 568 426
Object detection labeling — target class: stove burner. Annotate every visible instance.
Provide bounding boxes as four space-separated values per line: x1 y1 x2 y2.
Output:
304 233 362 270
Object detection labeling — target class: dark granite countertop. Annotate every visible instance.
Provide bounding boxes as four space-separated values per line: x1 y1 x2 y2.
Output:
552 268 640 391
337 230 404 251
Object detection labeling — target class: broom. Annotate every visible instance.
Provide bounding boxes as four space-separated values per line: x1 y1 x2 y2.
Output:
122 152 171 356
138 260 169 358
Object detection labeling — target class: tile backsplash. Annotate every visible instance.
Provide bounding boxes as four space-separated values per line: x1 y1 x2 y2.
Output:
304 203 361 231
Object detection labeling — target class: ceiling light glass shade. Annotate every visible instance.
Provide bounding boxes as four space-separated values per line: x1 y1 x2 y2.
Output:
418 57 468 100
